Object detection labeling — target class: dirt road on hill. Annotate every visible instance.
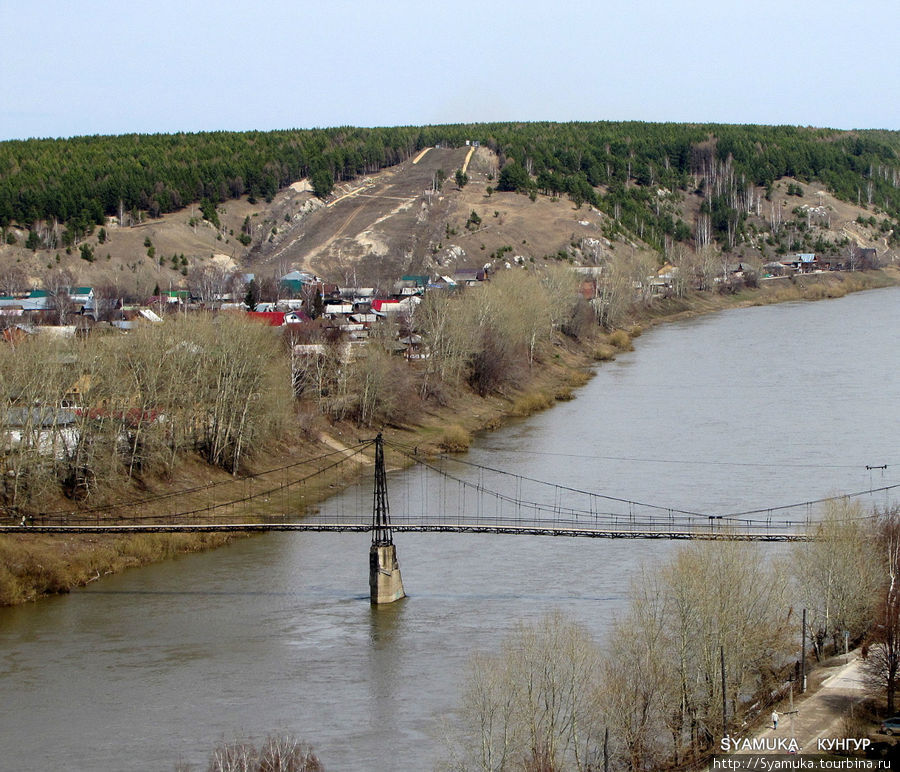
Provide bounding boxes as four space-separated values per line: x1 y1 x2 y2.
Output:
257 146 469 283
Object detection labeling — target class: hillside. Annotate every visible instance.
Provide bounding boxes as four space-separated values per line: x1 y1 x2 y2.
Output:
1 123 899 295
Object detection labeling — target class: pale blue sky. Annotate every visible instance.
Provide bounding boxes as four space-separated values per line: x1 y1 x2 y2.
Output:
1 0 898 140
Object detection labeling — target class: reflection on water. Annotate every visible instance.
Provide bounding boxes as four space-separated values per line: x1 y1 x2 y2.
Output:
1 287 899 771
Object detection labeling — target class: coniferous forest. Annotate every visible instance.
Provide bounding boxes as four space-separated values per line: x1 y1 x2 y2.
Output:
2 122 900 253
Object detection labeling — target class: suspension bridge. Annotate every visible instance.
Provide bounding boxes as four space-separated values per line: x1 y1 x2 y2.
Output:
2 434 895 602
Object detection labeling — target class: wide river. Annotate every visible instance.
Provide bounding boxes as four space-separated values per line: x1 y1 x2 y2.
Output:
2 286 899 771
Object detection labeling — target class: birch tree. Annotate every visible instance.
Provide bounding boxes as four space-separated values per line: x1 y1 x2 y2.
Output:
794 499 880 659
442 612 604 772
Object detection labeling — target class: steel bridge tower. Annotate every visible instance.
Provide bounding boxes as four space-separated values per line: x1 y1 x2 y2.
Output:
369 434 405 604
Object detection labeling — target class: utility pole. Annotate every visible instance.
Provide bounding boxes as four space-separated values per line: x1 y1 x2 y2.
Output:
721 645 727 736
801 608 807 693
603 727 609 772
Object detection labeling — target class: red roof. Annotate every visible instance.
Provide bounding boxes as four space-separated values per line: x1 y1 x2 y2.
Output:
371 299 400 312
247 311 286 326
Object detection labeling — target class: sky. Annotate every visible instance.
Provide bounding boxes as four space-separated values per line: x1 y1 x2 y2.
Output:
1 0 898 141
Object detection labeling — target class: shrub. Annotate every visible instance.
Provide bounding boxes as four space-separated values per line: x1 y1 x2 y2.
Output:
591 343 617 361
607 329 633 351
206 734 323 772
510 391 554 416
438 425 472 453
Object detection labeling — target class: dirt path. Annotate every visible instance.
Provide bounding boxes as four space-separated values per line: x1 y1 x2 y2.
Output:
258 146 467 277
319 433 374 465
461 146 475 174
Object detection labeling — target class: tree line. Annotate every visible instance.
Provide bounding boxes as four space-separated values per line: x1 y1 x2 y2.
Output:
291 267 592 429
441 500 899 771
0 266 590 512
2 122 898 254
0 314 291 511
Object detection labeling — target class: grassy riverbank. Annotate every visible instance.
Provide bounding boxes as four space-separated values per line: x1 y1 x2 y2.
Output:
1 267 897 606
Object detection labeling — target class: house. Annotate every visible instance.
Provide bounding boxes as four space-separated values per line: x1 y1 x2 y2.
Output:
247 311 288 326
70 287 95 310
147 290 189 307
371 299 400 314
280 270 316 296
1 407 79 459
0 298 24 316
323 303 353 318
816 255 846 271
452 269 486 286
1 325 30 345
396 275 429 296
339 287 375 300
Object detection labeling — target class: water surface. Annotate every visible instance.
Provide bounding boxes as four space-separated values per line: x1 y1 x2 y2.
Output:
1 287 898 770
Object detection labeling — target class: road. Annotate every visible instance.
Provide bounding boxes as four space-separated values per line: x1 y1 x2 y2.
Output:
258 146 469 279
737 653 870 755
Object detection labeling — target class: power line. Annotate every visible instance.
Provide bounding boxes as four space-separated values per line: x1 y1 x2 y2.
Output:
385 438 899 525
387 440 721 521
474 446 891 471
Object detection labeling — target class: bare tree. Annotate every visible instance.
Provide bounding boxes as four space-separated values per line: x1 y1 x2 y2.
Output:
416 290 477 395
602 572 670 771
187 263 231 307
91 281 122 322
442 612 604 772
864 508 900 712
207 734 323 772
0 264 27 296
42 267 76 325
795 499 880 660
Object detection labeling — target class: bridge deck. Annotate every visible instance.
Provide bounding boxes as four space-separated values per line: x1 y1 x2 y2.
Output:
0 522 809 541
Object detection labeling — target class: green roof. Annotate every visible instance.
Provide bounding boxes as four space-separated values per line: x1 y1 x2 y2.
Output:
280 279 305 294
28 286 93 298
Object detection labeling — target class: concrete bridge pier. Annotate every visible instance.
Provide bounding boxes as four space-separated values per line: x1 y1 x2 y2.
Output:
369 433 405 605
369 543 405 605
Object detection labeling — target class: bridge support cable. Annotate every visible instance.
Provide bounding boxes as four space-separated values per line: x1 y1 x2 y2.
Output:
3 441 377 528
382 440 878 534
369 433 405 605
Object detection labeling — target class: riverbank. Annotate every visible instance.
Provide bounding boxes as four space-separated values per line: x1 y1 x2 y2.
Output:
2 266 898 606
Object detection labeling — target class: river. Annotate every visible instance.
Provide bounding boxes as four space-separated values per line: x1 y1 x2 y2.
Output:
1 287 899 771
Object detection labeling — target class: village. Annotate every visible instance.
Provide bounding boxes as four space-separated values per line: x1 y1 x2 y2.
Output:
0 245 884 351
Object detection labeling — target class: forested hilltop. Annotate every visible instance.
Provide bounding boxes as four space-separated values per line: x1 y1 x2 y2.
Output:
2 122 900 255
